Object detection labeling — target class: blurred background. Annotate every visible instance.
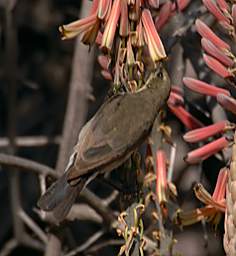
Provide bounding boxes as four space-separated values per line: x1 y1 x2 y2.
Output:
0 0 227 255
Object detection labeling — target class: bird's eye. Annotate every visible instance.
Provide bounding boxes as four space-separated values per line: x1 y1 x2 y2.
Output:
157 71 163 79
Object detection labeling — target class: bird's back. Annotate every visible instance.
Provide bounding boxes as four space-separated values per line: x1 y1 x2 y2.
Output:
67 88 166 182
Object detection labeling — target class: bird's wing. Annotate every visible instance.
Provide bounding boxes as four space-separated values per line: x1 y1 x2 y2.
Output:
67 93 155 181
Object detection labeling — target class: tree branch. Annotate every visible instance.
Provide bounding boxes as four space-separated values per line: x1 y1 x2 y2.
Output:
0 136 60 148
56 0 95 174
0 153 58 178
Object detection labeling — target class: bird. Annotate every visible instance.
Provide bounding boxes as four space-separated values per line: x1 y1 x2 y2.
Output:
37 66 171 221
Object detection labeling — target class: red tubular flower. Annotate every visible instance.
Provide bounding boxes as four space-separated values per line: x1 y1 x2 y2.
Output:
97 55 111 70
101 0 121 52
96 31 103 45
177 206 221 226
59 14 98 40
168 91 184 106
136 19 145 47
119 0 129 37
101 70 113 80
212 168 228 202
98 0 111 20
104 0 112 23
217 93 236 115
183 120 229 143
168 104 204 130
219 20 234 31
203 54 233 78
216 0 229 12
142 9 167 62
177 168 227 227
155 0 190 31
156 150 168 205
82 20 101 45
194 171 227 212
232 5 236 29
59 0 103 41
155 1 172 31
183 77 230 97
201 38 234 67
185 136 229 164
129 0 141 21
89 0 100 15
148 0 159 9
195 19 230 50
203 0 230 24
171 85 183 96
127 37 135 66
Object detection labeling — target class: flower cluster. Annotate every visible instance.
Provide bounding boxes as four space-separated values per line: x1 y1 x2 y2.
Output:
167 1 236 245
59 0 174 92
59 0 236 253
169 0 236 165
177 168 227 228
155 0 190 30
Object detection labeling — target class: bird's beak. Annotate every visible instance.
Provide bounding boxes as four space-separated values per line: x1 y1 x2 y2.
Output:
137 85 148 92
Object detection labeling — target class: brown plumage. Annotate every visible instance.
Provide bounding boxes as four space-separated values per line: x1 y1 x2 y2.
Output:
37 67 171 221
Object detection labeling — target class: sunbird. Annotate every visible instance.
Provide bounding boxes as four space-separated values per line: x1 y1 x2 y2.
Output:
38 66 171 221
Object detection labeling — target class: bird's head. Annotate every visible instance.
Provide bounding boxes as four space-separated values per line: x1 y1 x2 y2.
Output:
140 63 170 93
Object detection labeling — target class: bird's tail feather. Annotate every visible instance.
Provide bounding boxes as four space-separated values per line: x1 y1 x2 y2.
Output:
37 172 86 221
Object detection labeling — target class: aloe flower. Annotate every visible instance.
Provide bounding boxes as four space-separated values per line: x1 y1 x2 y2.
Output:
203 54 233 78
101 0 121 51
142 9 166 62
195 19 230 50
155 0 190 31
203 0 230 24
155 1 172 31
217 94 236 115
59 0 169 90
183 121 230 143
168 104 204 130
183 77 230 97
185 136 230 164
201 38 234 67
178 168 227 227
156 150 168 207
232 5 236 29
168 90 184 106
216 0 229 12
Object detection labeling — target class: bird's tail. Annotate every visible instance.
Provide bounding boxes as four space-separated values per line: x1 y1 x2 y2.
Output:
37 172 86 221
